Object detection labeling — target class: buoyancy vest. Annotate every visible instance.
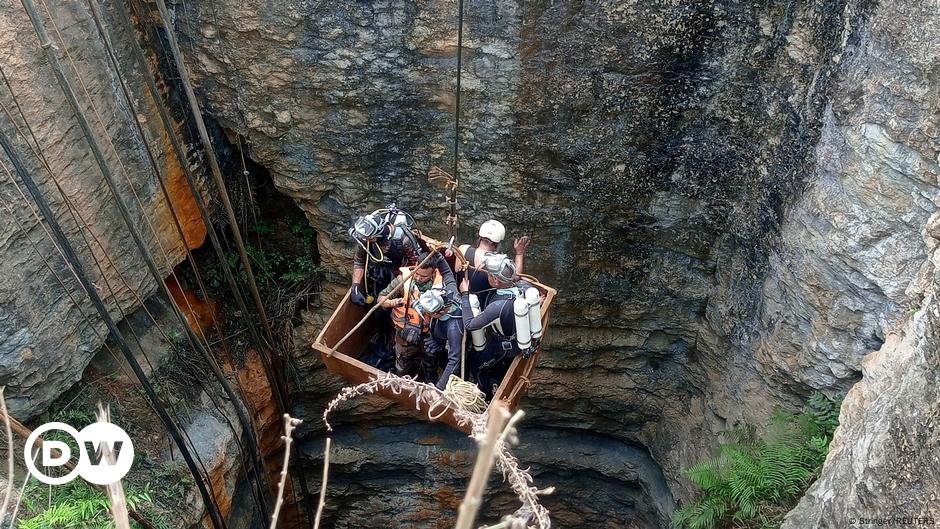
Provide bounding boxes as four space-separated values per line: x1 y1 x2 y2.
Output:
391 266 442 331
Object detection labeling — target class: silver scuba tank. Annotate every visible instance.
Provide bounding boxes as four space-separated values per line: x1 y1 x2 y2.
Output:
525 287 543 340
468 294 487 352
514 296 532 351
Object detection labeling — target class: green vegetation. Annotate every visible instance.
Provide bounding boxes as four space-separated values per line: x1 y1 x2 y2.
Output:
672 393 841 529
24 386 191 529
19 481 154 529
182 217 322 293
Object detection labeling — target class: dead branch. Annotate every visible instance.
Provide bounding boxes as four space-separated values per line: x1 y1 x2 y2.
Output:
270 414 303 529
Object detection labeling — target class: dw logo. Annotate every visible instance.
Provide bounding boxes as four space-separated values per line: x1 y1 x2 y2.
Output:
24 422 135 485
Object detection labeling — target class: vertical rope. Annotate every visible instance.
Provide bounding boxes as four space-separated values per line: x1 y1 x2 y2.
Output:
83 0 272 518
450 0 465 238
0 120 226 529
151 0 317 521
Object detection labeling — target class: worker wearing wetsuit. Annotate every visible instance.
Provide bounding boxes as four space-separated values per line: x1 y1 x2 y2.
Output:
458 253 529 398
348 209 421 305
456 220 530 294
417 288 464 390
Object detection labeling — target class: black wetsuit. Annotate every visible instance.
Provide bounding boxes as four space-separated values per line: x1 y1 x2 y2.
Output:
424 264 464 389
462 246 492 295
353 225 420 298
459 287 519 398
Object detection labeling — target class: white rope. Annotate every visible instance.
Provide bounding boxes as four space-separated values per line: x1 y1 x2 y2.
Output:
321 372 552 528
444 375 487 414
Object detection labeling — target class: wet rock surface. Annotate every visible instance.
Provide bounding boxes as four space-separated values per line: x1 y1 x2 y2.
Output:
300 422 673 529
171 0 884 513
0 0 204 419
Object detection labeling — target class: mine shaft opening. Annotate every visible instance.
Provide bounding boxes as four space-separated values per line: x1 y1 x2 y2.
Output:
171 132 323 357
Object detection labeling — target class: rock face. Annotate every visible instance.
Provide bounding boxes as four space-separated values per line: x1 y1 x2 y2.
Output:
168 0 930 511
779 0 940 519
753 0 939 397
300 423 675 529
0 0 937 526
781 289 940 528
0 0 205 418
782 209 940 525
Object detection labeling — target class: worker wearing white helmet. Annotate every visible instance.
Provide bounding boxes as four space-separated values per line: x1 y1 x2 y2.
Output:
456 220 529 294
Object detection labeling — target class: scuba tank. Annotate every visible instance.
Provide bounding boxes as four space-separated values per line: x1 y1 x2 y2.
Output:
525 287 543 340
393 211 409 227
468 294 487 352
514 297 532 352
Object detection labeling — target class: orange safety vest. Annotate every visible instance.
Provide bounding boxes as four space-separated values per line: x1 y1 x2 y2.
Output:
391 266 442 331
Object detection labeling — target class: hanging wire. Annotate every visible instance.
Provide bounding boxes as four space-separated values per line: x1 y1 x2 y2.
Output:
153 0 316 520
0 111 227 529
82 0 272 517
0 163 133 380
0 76 226 529
450 0 465 238
14 0 229 524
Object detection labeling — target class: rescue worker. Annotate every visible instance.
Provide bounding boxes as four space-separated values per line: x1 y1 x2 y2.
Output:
458 253 533 398
376 252 456 378
348 206 421 306
456 220 530 294
416 289 464 390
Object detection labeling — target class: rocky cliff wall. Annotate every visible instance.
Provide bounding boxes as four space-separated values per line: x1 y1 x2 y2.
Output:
0 0 937 526
753 0 938 398
779 0 940 523
169 0 888 506
0 0 205 419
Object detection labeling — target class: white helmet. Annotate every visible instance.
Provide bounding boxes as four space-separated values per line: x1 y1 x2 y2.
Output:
478 220 506 243
418 289 447 315
483 252 516 283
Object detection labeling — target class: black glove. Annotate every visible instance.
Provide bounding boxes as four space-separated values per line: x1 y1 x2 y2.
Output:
423 335 442 355
350 284 367 306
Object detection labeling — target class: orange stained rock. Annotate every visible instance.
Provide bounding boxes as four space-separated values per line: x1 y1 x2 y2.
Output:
164 277 220 337
160 131 207 250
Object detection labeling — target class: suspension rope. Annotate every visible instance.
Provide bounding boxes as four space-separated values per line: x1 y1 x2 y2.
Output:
153 0 296 426
25 0 264 513
450 0 465 238
114 0 273 380
0 115 226 529
153 0 281 355
6 7 229 523
0 88 231 496
119 0 296 477
0 72 239 436
36 0 217 370
0 87 165 379
4 37 231 514
14 2 228 525
0 165 132 380
83 0 272 517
